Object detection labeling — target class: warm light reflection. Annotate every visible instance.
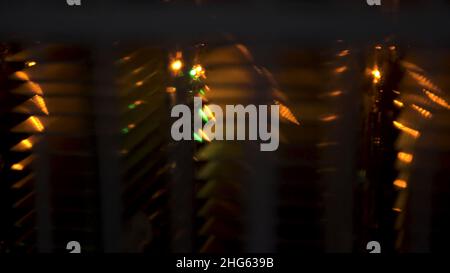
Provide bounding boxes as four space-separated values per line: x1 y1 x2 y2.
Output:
199 129 211 142
337 50 350 57
393 121 420 138
166 87 176 94
15 139 33 151
423 89 450 110
29 116 44 132
14 71 30 81
328 90 343 97
31 95 49 115
190 64 206 79
10 156 33 171
26 61 37 67
14 71 44 95
275 101 300 125
135 81 144 87
203 105 216 121
132 67 144 74
411 104 432 119
334 66 347 73
409 72 440 92
393 100 404 108
372 68 382 84
320 115 338 122
170 60 183 72
11 164 24 171
397 152 413 164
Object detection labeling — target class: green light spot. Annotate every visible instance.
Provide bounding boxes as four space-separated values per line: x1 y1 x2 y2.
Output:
199 89 205 95
189 69 196 78
128 104 136 109
199 109 209 122
193 132 203 142
122 128 129 134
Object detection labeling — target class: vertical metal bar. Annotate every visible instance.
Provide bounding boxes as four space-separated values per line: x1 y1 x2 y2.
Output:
93 45 122 252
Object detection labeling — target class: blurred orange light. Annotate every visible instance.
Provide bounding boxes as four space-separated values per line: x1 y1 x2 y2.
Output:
170 60 183 71
411 104 432 119
32 95 49 115
334 66 347 73
393 100 404 108
26 61 37 67
320 115 338 122
337 50 350 57
20 139 33 150
29 116 44 132
166 87 176 94
372 69 381 83
11 164 24 171
397 152 413 164
393 121 420 138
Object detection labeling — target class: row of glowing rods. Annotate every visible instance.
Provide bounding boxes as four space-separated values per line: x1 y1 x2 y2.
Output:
390 68 450 214
10 61 49 171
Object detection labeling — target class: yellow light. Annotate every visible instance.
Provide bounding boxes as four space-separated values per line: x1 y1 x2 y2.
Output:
393 100 404 108
29 116 44 132
397 152 413 164
393 208 402 212
375 45 382 50
31 95 49 115
199 129 211 142
190 64 206 79
170 60 183 71
20 139 33 150
11 164 24 171
26 61 37 67
393 121 420 138
203 105 216 121
135 81 144 87
372 69 381 83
